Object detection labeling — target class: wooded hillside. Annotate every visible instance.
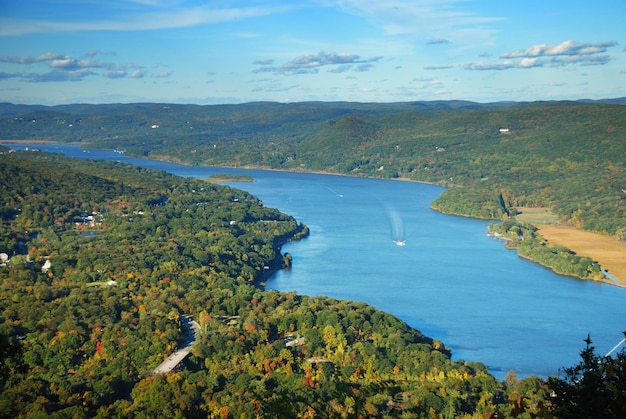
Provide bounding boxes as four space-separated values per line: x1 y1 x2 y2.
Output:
1 151 555 417
1 100 624 239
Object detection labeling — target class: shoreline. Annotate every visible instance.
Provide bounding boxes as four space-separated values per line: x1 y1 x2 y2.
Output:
536 224 626 287
488 223 626 288
6 140 623 289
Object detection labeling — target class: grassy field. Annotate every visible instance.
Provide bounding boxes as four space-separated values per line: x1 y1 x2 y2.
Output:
516 207 626 286
514 207 560 224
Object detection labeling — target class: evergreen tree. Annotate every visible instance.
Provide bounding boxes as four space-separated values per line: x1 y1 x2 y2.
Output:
549 334 626 418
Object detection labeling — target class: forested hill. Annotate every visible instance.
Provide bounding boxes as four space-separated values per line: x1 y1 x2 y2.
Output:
1 151 554 417
1 99 625 237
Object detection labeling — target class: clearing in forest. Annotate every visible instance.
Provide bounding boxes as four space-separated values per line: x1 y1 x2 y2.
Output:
515 208 626 286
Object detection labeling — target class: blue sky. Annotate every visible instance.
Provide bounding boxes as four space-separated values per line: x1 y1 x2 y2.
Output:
1 0 624 105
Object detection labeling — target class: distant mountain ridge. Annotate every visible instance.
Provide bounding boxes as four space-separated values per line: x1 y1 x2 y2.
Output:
0 97 624 117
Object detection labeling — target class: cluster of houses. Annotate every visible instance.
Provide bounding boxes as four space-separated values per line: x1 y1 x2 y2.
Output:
0 252 53 275
76 212 104 229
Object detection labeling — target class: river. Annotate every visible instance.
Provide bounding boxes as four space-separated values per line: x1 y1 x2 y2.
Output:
7 143 626 381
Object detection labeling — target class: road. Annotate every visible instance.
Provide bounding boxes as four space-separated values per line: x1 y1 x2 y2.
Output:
150 315 200 376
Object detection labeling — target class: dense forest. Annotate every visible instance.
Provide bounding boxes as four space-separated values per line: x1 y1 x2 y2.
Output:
0 150 563 417
1 100 624 240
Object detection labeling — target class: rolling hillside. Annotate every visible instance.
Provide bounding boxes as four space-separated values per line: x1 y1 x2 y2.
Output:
1 100 624 238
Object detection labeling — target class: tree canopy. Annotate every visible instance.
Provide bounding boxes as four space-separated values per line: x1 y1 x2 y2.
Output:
1 150 556 417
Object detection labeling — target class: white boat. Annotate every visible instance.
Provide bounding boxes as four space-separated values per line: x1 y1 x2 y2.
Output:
393 240 406 246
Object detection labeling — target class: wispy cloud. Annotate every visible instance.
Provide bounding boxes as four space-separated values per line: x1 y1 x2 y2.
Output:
328 64 354 74
466 40 618 70
129 69 147 79
325 0 502 37
0 4 296 36
253 51 382 76
253 59 274 66
0 72 20 80
104 70 128 79
355 63 375 72
2 51 152 82
151 71 172 78
426 38 451 45
2 52 112 70
1 52 66 64
22 69 97 83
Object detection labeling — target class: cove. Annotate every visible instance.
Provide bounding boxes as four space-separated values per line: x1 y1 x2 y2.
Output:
7 143 626 381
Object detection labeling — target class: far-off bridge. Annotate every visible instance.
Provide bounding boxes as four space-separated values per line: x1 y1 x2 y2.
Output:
150 315 200 376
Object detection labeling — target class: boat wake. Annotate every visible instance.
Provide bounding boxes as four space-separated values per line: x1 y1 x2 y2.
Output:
326 186 343 198
386 205 406 246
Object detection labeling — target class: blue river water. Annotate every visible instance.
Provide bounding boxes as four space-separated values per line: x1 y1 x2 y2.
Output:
7 143 626 381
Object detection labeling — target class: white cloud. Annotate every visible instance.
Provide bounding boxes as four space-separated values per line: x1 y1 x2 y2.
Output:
151 71 172 78
129 69 147 78
1 52 65 64
104 70 127 79
22 69 97 82
465 57 540 71
1 51 146 82
500 40 618 58
466 40 618 71
35 52 67 62
2 53 111 70
253 51 381 76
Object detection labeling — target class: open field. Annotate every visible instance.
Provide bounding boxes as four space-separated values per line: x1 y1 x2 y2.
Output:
515 207 626 286
537 224 626 286
514 207 560 224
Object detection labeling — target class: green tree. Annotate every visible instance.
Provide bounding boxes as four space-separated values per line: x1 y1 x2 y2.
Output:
549 335 626 418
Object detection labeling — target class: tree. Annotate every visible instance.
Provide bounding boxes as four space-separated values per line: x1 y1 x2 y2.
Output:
0 334 27 386
549 334 626 418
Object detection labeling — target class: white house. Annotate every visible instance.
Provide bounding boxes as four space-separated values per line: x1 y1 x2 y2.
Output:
42 259 52 273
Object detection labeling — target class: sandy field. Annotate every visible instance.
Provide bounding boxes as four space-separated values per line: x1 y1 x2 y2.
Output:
515 207 626 286
537 224 626 286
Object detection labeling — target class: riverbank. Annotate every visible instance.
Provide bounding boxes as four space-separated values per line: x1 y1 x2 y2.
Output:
537 225 626 287
0 139 80 144
512 207 626 286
